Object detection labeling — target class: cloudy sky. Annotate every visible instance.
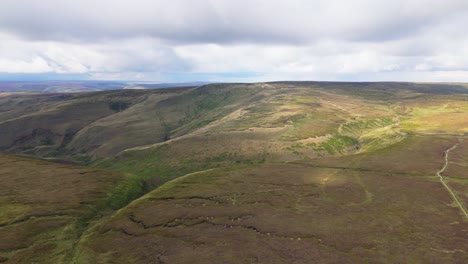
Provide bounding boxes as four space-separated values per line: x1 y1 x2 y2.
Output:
1 0 468 82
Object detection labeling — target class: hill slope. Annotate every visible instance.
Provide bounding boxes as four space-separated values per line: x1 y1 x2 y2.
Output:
0 155 142 263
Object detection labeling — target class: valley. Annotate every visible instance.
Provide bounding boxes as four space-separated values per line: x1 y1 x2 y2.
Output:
0 82 467 263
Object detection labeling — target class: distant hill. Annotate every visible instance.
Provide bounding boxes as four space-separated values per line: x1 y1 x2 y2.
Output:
124 81 211 90
0 81 210 93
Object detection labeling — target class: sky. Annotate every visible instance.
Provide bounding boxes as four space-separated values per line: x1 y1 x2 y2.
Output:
1 0 468 82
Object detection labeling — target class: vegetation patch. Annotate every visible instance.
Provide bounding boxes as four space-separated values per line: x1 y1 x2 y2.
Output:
340 117 395 136
108 101 130 112
315 134 358 155
400 102 468 134
0 155 142 263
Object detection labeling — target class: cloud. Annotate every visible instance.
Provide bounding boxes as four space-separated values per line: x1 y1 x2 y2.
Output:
0 33 190 75
1 0 467 44
1 0 468 81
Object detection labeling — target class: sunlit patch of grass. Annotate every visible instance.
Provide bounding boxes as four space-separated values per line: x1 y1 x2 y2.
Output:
0 201 31 225
335 116 405 153
400 102 468 134
340 117 395 136
358 128 406 153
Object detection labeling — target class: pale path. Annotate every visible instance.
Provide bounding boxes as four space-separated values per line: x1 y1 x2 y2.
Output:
437 143 468 220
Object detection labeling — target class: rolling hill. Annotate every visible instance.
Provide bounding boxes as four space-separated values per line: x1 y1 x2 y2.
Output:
0 82 467 263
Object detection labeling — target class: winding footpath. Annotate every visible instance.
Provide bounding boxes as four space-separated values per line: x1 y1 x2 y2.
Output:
437 143 468 220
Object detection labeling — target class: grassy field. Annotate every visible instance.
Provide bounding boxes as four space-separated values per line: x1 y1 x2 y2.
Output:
400 99 468 134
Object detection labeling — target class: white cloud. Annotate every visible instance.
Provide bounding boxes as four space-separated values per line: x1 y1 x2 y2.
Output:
1 0 468 81
0 33 189 75
0 57 52 73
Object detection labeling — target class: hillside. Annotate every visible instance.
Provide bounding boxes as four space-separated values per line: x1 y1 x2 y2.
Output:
0 82 467 263
0 155 142 263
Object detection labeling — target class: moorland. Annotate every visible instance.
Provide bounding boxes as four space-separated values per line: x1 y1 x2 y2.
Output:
0 81 467 263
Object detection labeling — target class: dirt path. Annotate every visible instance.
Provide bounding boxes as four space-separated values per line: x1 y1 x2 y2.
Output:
437 143 468 219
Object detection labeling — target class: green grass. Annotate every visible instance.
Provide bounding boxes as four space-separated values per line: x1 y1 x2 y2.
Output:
316 134 358 155
94 144 268 192
340 117 395 135
400 101 468 134
101 173 143 210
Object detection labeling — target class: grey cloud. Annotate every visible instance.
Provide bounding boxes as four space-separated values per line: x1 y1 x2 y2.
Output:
1 0 467 45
